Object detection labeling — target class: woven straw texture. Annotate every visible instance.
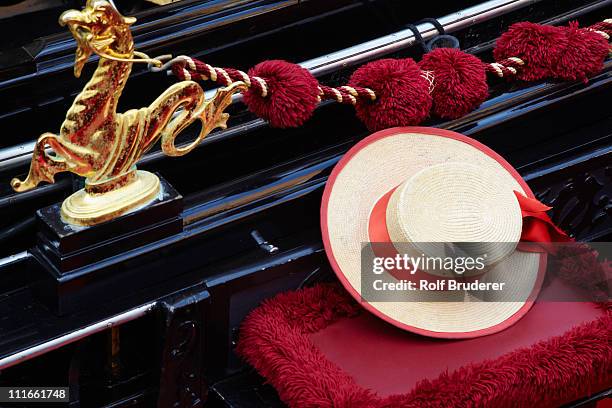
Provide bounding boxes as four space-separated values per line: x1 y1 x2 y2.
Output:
325 131 541 334
386 162 522 274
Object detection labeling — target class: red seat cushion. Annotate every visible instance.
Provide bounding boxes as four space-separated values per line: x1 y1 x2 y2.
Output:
310 280 605 395
237 282 611 407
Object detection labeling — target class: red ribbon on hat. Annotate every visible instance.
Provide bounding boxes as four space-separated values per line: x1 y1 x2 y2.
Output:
368 189 570 282
514 191 571 254
369 189 570 249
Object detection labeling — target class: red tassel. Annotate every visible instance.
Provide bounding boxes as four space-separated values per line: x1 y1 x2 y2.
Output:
419 48 489 119
494 22 567 81
243 60 320 128
169 19 610 129
554 22 610 83
348 58 432 131
494 21 609 82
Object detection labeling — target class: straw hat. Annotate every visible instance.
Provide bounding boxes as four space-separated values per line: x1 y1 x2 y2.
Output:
321 127 546 338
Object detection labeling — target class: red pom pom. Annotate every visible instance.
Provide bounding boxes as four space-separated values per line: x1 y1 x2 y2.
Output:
243 60 319 128
494 21 609 83
348 58 432 131
553 22 609 82
418 48 488 119
493 22 566 81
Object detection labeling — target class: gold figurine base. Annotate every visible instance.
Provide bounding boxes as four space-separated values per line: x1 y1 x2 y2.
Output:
61 170 161 226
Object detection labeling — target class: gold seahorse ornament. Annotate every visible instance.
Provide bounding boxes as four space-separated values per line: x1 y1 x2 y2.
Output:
11 0 246 226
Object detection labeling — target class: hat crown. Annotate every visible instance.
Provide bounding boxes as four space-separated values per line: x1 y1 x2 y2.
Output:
386 162 522 266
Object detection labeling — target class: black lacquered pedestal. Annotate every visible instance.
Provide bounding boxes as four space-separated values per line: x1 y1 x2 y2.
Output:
29 175 183 314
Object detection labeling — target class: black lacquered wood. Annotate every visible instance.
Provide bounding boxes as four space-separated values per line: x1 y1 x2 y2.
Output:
0 1 610 406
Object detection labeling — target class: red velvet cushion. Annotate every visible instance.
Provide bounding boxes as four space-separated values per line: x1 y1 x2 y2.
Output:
237 282 611 407
310 279 604 395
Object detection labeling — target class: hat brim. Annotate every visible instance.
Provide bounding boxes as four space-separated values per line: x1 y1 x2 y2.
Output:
321 127 546 338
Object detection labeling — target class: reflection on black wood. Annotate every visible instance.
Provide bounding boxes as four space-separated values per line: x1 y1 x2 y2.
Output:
535 164 611 240
157 285 210 408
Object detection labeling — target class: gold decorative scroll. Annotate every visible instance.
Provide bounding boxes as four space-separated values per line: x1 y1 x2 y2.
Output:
11 0 246 226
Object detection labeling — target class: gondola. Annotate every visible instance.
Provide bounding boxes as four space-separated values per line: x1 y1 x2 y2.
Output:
0 0 610 406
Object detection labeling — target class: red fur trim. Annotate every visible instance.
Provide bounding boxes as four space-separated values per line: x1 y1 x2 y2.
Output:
419 48 489 119
348 58 432 131
235 284 371 406
243 60 319 128
237 284 612 407
554 244 611 302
